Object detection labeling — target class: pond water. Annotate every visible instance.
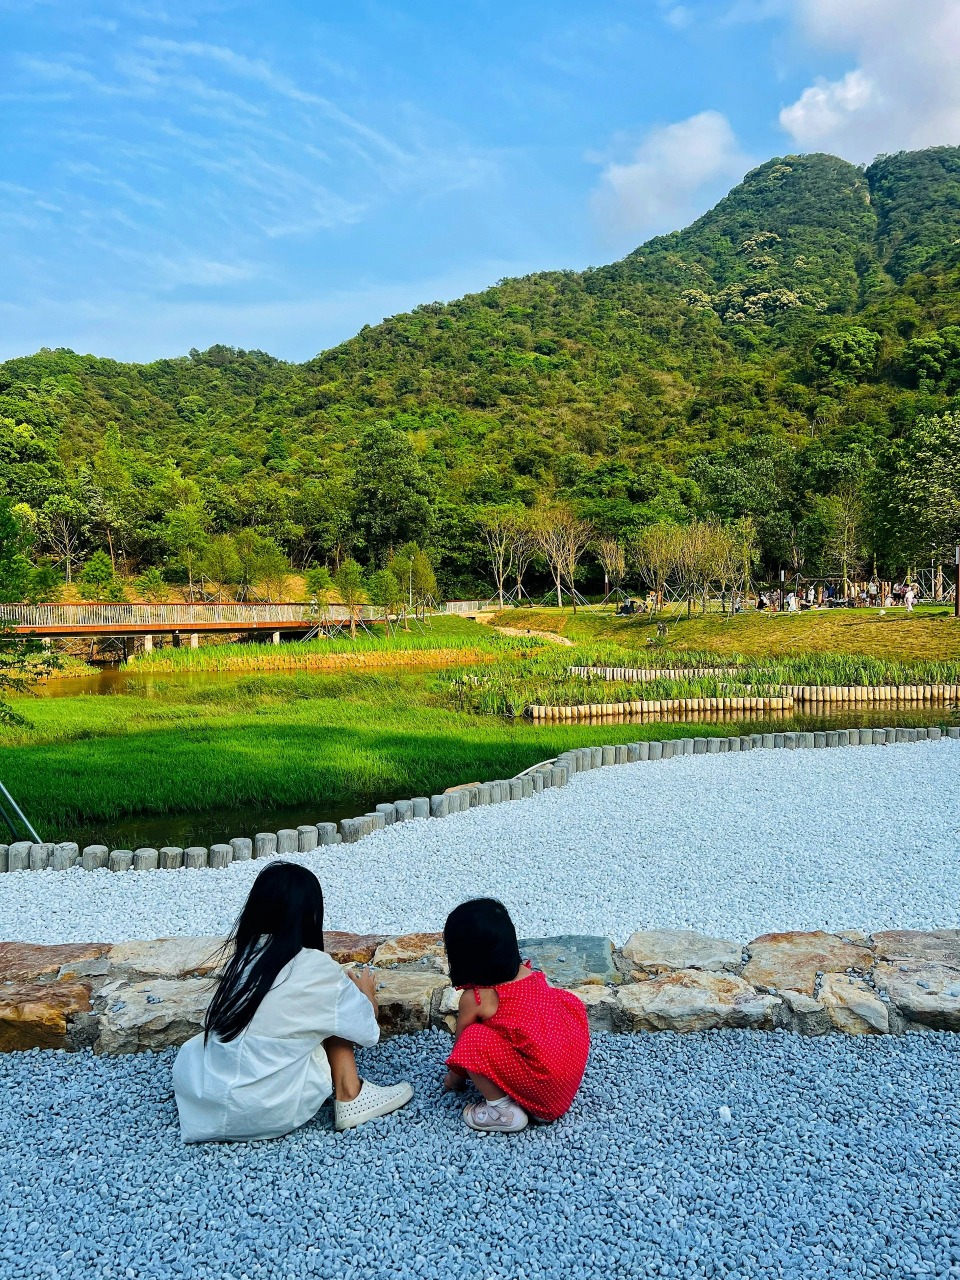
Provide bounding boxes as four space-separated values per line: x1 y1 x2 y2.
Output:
27 668 960 852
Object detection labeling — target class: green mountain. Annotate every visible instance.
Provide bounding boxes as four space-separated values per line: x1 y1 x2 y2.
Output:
3 146 960 592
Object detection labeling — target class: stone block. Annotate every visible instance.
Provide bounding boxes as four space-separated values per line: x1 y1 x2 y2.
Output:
316 823 338 846
208 844 233 869
948 725 960 739
693 738 707 755
296 825 318 853
637 741 650 760
364 812 386 832
132 848 159 872
798 732 814 748
109 850 133 873
0 844 6 873
601 746 616 766
621 929 742 975
254 832 278 858
590 747 603 768
929 726 942 741
531 773 544 793
569 985 621 1032
434 984 461 1033
873 961 960 1030
81 844 108 871
518 935 617 987
817 974 889 1034
276 828 298 855
372 933 446 971
739 736 753 751
614 745 628 764
626 743 641 763
95 978 211 1054
393 800 414 822
520 776 534 799
509 779 524 802
375 803 397 826
779 988 830 1036
324 932 389 964
761 734 775 749
230 837 253 861
8 841 31 872
28 842 53 870
0 979 92 1051
742 931 874 996
108 936 225 981
871 929 960 966
184 847 208 869
412 798 430 819
430 794 449 818
649 741 663 761
617 971 779 1033
706 738 721 754
372 969 448 1037
158 846 184 870
52 841 80 871
340 818 363 844
0 942 108 983
727 736 740 752
550 765 568 788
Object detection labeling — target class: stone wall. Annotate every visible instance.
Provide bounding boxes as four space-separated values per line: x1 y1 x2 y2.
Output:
3 724 957 873
2 927 958 1054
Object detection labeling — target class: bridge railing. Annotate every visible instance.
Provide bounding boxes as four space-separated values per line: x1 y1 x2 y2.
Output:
0 602 381 628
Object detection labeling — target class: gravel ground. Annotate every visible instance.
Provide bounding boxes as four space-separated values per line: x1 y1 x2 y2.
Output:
4 740 960 944
3 1030 958 1280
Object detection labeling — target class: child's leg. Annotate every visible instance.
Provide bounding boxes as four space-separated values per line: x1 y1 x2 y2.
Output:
324 1036 361 1102
468 1070 514 1103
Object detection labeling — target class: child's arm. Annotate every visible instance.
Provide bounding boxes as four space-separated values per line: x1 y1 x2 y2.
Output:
443 989 498 1091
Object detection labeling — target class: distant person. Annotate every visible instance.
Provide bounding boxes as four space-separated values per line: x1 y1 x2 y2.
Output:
442 898 589 1133
756 592 767 611
173 862 413 1143
786 591 798 612
868 579 879 607
904 585 916 612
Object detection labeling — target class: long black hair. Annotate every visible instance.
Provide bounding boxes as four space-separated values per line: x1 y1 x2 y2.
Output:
205 862 325 1043
444 897 521 989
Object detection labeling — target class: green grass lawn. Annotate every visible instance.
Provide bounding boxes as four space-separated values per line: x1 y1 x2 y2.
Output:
492 605 960 663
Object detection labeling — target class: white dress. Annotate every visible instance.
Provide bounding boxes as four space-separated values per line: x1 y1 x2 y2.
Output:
173 947 380 1143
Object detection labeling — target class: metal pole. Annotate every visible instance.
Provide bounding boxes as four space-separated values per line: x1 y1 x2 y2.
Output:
779 568 785 613
0 781 41 843
955 547 959 619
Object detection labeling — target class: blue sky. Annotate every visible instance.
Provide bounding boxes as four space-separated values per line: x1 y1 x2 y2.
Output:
1 0 958 362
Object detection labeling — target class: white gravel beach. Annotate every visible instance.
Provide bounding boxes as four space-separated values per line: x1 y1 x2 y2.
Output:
4 739 959 944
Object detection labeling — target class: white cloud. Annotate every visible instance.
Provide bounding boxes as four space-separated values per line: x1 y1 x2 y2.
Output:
589 111 752 242
780 0 960 159
664 6 693 31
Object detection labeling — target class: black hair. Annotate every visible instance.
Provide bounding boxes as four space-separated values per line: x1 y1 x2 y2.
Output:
205 861 325 1043
443 897 521 990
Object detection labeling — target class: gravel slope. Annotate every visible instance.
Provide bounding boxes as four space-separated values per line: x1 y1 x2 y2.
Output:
5 740 960 944
2 1030 958 1280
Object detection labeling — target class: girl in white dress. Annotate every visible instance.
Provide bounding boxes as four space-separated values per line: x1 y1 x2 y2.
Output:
173 862 413 1142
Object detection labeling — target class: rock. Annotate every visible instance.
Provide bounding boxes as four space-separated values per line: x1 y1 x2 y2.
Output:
372 933 447 971
617 970 780 1033
95 978 212 1053
817 974 890 1034
0 941 108 983
871 929 960 966
778 988 831 1036
372 969 447 1036
519 935 618 987
620 929 742 975
107 937 226 981
569 984 621 1032
0 979 92 1051
780 988 823 1015
434 985 461 1033
741 931 874 995
873 961 960 1030
324 932 389 964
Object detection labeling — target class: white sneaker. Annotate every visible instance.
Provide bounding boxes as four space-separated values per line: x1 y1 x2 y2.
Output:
334 1079 413 1131
462 1098 528 1133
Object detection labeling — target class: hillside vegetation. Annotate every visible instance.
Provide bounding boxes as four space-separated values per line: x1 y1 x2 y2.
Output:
3 146 960 595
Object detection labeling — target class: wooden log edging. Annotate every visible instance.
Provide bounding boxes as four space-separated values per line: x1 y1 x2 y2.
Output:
569 668 960 706
530 697 793 721
2 726 958 875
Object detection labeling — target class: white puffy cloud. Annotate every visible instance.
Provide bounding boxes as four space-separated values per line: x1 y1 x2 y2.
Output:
590 110 752 242
780 0 960 159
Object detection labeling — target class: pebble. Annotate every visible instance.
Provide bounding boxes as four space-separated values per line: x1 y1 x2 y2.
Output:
1 1031 958 1279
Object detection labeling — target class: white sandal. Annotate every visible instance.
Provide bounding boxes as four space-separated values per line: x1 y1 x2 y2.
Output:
334 1079 413 1131
462 1098 529 1133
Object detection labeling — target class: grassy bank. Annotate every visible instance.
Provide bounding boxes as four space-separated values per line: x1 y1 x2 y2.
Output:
1 670 748 835
490 606 960 663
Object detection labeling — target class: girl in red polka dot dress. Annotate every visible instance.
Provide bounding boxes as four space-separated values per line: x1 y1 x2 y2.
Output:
442 898 590 1133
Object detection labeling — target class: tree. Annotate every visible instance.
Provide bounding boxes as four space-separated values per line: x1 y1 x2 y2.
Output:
367 568 403 629
333 559 368 639
594 535 626 602
631 523 681 616
0 499 34 603
163 505 209 597
533 505 593 611
815 489 865 596
39 493 87 584
78 550 117 601
351 422 435 563
254 538 291 601
476 505 522 607
136 566 167 603
201 535 242 601
304 565 338 621
886 411 960 563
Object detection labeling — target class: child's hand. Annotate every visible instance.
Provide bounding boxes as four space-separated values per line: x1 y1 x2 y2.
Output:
443 1069 466 1093
347 966 377 1004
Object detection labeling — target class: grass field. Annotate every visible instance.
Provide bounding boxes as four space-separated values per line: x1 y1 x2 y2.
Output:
491 605 960 662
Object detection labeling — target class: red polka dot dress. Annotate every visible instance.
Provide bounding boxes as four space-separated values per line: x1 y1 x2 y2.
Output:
446 969 590 1122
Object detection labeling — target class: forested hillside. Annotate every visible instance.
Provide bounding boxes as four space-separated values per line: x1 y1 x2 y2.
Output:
3 146 960 597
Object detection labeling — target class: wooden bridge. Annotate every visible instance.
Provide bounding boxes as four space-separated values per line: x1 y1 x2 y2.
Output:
0 602 380 647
